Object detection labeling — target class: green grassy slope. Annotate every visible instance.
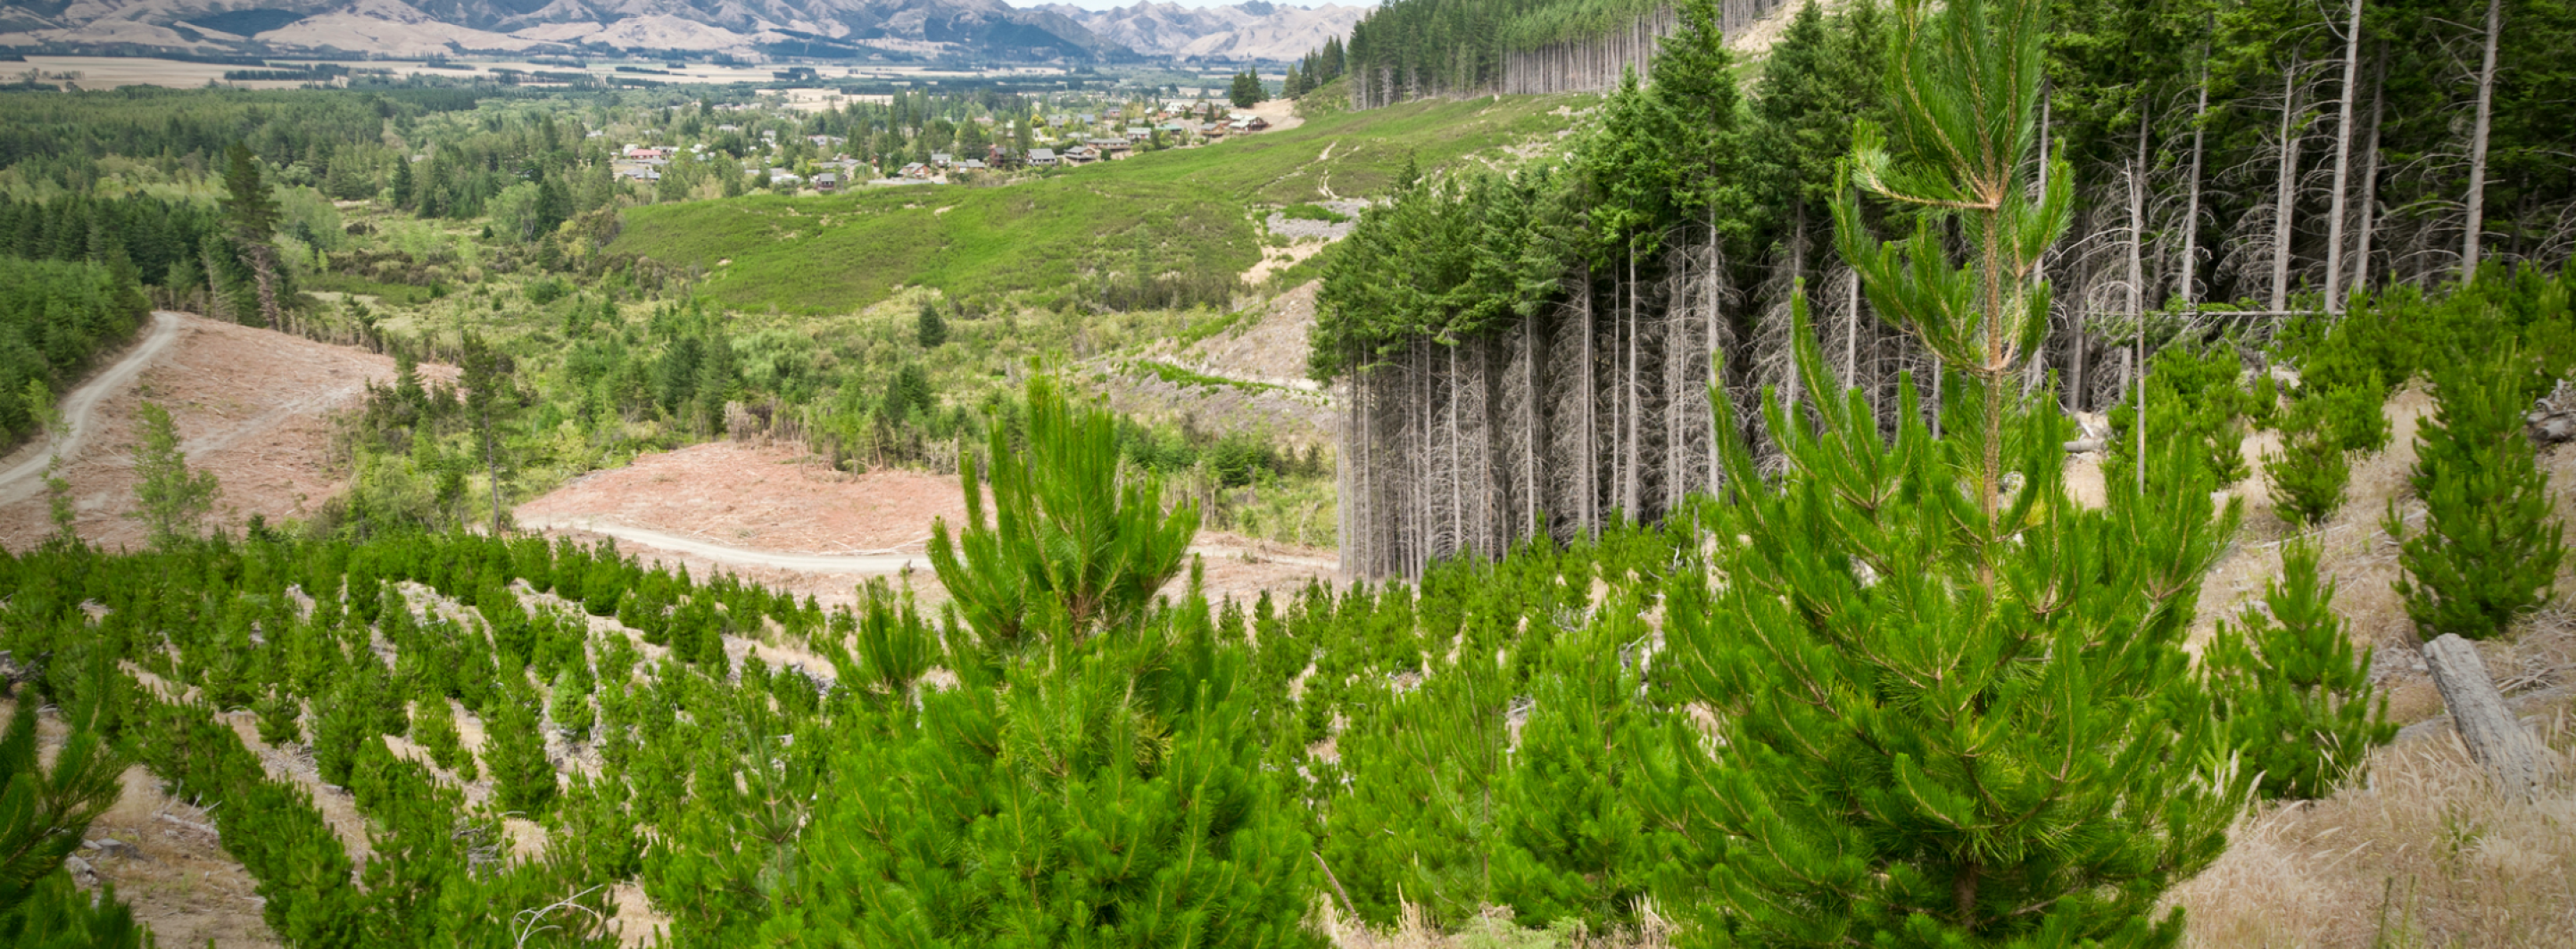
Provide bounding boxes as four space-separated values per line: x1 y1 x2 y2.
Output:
608 94 1591 315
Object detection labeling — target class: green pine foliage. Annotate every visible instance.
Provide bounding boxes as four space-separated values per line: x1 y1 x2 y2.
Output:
2389 352 2565 640
411 695 477 780
253 687 303 747
2265 397 2354 528
2109 341 2252 491
915 301 948 348
2207 540 2395 801
1490 596 1661 928
487 683 559 816
1649 0 2249 943
928 376 1198 652
0 698 128 924
548 670 594 741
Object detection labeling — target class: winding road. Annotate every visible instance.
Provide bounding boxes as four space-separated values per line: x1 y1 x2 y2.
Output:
513 516 932 574
0 310 184 507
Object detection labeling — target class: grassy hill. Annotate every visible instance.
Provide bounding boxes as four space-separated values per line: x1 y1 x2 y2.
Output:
607 94 1592 315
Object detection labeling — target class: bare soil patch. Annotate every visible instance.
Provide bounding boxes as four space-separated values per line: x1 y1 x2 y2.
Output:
513 439 1340 608
0 313 452 552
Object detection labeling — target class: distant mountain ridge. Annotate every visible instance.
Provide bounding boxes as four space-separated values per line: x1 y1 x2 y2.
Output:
0 0 1365 63
1050 1 1363 63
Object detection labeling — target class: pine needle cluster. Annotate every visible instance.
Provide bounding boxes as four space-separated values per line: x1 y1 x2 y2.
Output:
2207 540 2394 801
2389 351 2564 640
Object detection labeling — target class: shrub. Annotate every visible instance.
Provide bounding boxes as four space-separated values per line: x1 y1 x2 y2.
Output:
2207 539 2395 800
2389 352 2564 640
2266 399 2352 527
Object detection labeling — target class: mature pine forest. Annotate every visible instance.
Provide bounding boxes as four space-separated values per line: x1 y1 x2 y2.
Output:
1320 0 2576 576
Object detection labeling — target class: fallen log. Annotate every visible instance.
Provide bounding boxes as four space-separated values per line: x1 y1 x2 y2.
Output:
2422 633 2558 797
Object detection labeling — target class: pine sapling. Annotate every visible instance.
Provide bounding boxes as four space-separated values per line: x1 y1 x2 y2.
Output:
2207 540 2394 800
2390 353 2564 639
2266 399 2352 527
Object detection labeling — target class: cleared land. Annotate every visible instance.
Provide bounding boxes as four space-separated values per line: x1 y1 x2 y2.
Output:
0 312 454 552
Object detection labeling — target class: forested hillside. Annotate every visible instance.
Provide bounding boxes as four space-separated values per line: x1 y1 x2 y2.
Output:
1316 0 2576 575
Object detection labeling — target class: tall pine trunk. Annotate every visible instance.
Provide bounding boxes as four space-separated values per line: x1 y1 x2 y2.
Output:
2272 57 2304 311
2324 0 2366 311
2463 0 2501 281
2355 48 2386 293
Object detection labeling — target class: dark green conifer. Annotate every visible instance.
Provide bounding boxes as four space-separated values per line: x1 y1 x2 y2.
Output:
1652 0 2249 942
2389 351 2564 639
2207 540 2394 800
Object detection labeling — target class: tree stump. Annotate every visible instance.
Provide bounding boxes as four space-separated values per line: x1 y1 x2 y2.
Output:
2527 379 2576 445
2422 633 2556 797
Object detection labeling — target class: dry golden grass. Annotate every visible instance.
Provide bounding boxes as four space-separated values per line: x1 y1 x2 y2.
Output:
2174 711 2576 948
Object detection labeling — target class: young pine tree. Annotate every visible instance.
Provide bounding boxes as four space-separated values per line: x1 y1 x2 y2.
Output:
927 376 1197 653
915 301 948 348
485 683 558 815
547 670 594 742
2389 352 2564 639
410 694 476 780
2265 397 2353 528
2207 540 2395 801
1652 0 2248 943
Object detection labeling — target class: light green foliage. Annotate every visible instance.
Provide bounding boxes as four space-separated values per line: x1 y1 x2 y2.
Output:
2107 342 2251 492
0 699 128 923
2207 540 2394 801
2389 351 2564 640
2266 396 2354 527
1490 597 1661 928
486 682 558 816
128 401 221 549
548 671 593 741
410 695 476 780
1652 0 2249 944
929 376 1199 652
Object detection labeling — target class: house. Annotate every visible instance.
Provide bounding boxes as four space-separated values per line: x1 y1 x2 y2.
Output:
1062 144 1097 164
813 172 840 193
1125 126 1152 142
623 145 671 160
931 152 953 167
1028 148 1059 166
899 162 932 179
958 159 987 170
1087 137 1131 156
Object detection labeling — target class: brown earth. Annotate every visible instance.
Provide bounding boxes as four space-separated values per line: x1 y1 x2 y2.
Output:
0 312 452 552
511 439 1341 609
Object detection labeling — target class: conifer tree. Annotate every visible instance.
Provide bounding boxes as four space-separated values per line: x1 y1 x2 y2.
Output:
928 376 1197 652
915 300 948 348
2389 351 2564 640
1652 0 2248 944
2207 540 2394 800
218 142 284 328
1490 595 1661 928
548 670 593 741
2265 397 2352 528
411 694 476 780
0 698 127 921
486 682 558 815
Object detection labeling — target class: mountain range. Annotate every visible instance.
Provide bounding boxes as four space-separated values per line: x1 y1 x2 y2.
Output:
0 0 1366 63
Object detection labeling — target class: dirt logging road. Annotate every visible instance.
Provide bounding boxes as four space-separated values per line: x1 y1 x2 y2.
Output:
0 309 181 506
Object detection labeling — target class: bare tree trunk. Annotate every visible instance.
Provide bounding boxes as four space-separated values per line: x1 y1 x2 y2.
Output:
2323 0 2366 311
1523 307 1538 538
1707 210 1722 495
2182 43 2210 309
1582 269 1598 534
1624 248 1640 517
2355 48 2386 294
2272 57 2305 311
2463 0 2502 282
2133 142 2149 493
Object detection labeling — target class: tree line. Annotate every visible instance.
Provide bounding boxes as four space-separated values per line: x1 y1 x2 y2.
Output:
1314 0 2576 576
